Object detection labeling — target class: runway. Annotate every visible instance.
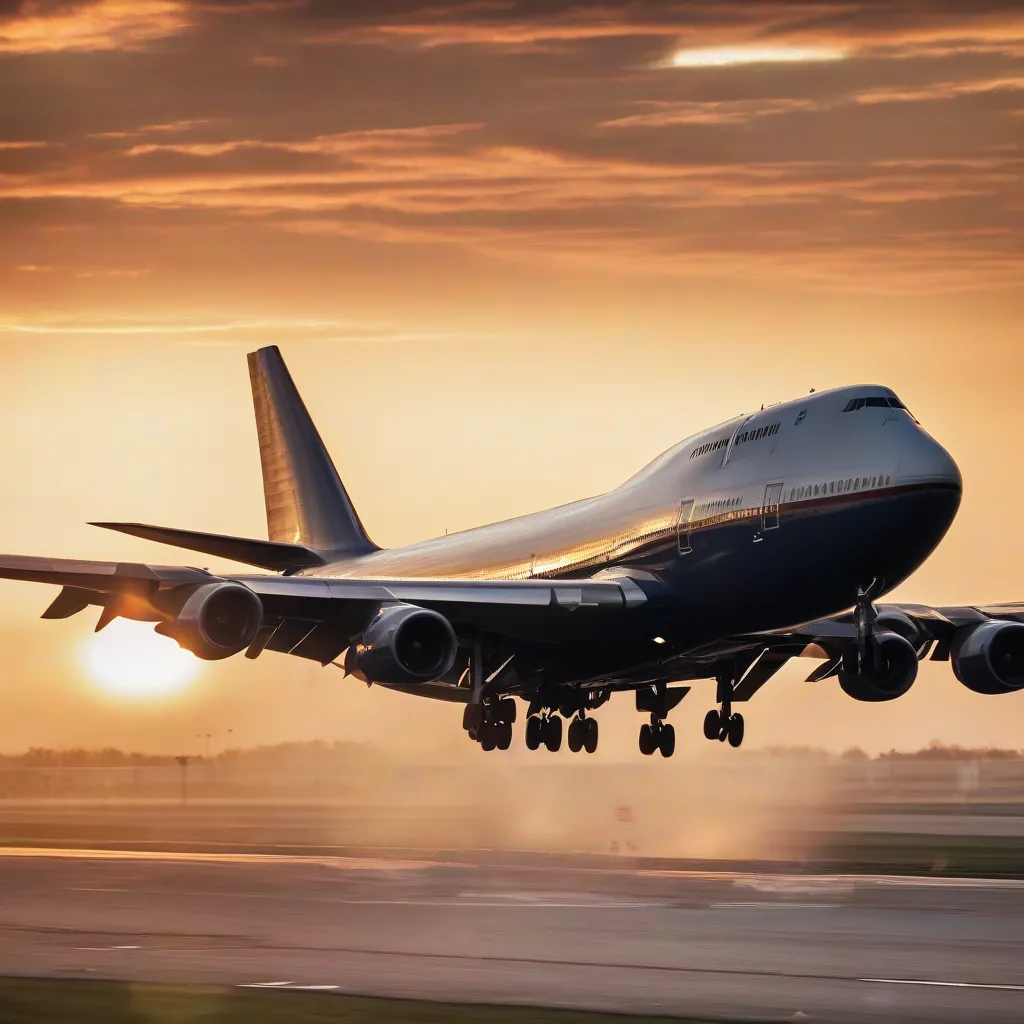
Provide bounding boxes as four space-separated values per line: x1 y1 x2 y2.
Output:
0 847 1022 1022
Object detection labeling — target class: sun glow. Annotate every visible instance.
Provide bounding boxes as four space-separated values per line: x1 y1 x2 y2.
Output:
670 45 846 68
82 618 201 698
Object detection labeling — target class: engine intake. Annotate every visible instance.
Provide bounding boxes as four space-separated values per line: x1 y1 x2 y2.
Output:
174 582 263 660
838 631 918 702
952 620 1024 694
353 603 457 685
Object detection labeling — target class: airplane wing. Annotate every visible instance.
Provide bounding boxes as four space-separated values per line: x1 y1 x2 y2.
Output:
0 553 647 669
650 601 1024 701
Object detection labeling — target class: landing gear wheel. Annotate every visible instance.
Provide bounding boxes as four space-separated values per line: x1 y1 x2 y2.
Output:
525 715 542 751
480 721 496 752
544 715 562 752
567 718 583 753
727 713 745 748
703 709 720 740
638 723 657 756
658 722 675 758
583 717 598 754
496 721 513 750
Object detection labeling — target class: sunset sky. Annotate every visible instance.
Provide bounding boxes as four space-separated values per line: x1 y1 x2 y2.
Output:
1 0 1023 758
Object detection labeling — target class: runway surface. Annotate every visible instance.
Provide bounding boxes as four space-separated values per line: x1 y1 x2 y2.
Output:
0 847 1022 1022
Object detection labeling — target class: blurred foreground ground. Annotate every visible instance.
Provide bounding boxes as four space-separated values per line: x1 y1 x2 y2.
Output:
0 749 1022 1021
0 845 1021 1022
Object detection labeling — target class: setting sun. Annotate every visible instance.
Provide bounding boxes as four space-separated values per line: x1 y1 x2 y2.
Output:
81 618 201 698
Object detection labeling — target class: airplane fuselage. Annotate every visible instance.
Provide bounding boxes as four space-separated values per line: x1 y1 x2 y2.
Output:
305 385 962 685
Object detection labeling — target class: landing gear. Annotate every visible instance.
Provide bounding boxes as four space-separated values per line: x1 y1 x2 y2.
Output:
525 715 542 750
467 696 517 752
634 683 685 759
638 717 675 757
543 714 562 752
567 715 598 754
704 676 745 748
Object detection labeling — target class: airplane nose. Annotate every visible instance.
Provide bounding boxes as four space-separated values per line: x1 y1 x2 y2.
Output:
898 430 962 492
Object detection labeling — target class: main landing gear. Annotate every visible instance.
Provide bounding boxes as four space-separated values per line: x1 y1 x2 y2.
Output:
464 697 516 752
704 674 744 748
567 714 598 754
524 712 599 754
638 716 675 757
634 683 686 758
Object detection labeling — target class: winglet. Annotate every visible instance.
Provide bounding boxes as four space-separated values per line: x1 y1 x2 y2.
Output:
247 346 377 557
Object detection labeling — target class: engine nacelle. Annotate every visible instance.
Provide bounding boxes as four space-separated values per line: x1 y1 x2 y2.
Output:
353 603 457 685
875 607 924 647
174 582 263 661
838 631 918 702
952 620 1024 695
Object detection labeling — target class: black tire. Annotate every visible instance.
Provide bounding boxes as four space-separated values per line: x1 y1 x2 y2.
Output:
567 718 583 753
639 723 656 756
727 713 745 748
500 698 517 725
659 722 676 758
525 716 541 751
703 709 720 740
583 717 598 754
463 703 483 733
480 722 496 752
544 715 562 752
496 721 512 750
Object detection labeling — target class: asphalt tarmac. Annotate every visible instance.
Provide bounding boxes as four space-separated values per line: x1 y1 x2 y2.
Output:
0 848 1022 1022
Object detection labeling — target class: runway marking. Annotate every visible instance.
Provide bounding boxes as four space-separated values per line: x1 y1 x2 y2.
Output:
75 945 140 951
863 978 1024 992
61 886 666 910
712 902 840 909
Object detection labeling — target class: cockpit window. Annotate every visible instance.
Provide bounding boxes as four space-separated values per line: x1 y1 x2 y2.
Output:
843 396 908 413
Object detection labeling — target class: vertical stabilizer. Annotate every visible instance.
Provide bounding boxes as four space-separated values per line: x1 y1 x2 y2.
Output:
247 346 377 556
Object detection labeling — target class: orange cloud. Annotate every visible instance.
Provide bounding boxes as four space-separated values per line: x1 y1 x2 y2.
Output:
314 2 1024 60
0 0 190 54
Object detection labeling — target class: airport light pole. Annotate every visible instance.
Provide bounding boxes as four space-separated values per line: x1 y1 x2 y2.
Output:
175 755 189 805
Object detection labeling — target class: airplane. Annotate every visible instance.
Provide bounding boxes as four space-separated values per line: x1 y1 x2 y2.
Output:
1 346 1021 757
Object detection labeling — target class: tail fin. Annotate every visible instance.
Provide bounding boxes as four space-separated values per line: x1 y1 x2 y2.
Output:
247 346 377 557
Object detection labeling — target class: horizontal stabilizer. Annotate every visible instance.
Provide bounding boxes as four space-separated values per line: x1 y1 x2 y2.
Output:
89 522 327 572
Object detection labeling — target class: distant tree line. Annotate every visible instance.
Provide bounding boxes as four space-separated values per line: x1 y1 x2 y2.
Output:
0 740 378 769
0 740 1019 767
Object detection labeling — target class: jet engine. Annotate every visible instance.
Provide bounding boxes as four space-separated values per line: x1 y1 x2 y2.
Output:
874 608 924 647
838 631 918 702
172 582 263 660
951 620 1024 694
352 603 457 685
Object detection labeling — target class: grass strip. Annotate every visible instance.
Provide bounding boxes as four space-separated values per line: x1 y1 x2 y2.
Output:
0 977 721 1024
